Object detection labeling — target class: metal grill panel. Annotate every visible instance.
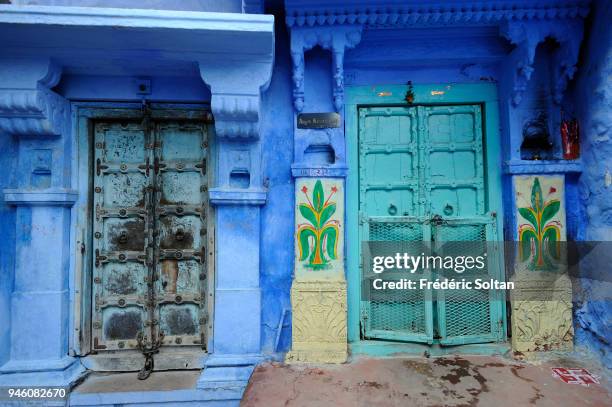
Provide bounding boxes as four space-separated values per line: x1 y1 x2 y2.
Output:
369 288 427 336
435 221 501 344
369 221 423 242
363 219 433 342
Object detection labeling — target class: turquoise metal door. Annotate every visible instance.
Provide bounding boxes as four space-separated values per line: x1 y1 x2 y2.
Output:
359 104 504 345
92 118 209 352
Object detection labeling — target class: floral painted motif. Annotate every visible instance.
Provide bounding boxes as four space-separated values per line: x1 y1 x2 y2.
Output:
297 180 340 270
518 177 562 270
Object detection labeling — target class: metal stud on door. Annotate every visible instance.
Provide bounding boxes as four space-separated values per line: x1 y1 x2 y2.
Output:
154 121 208 349
92 121 152 352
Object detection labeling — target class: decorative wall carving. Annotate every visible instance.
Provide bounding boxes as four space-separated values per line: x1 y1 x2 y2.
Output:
290 280 347 343
512 298 574 351
286 280 347 363
501 20 584 106
285 1 589 28
286 1 587 110
0 61 67 137
201 59 271 205
0 87 69 137
289 26 363 111
210 94 259 139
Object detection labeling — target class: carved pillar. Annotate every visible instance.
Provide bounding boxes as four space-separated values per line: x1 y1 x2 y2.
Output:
286 177 347 363
286 25 362 364
196 61 270 394
0 58 84 386
510 175 573 352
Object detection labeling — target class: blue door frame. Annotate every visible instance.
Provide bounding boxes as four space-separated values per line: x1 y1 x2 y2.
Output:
345 83 507 355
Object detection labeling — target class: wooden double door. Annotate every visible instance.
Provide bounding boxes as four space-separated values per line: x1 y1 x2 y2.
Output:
358 104 505 345
91 117 209 354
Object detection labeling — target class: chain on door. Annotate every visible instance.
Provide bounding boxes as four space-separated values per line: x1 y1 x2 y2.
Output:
91 113 209 371
359 104 504 345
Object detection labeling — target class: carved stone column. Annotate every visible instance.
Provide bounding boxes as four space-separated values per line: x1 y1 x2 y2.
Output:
196 60 271 395
0 58 84 386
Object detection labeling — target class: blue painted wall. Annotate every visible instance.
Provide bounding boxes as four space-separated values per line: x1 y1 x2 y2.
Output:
259 3 294 354
0 0 609 373
571 0 612 368
0 136 16 366
11 0 243 12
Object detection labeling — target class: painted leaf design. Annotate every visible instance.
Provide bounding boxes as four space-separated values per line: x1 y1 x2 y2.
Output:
541 200 560 226
518 207 537 228
531 178 543 212
519 228 537 262
299 203 318 227
543 226 561 260
319 203 336 227
519 178 564 270
313 180 324 212
297 180 340 270
297 227 316 261
321 224 338 260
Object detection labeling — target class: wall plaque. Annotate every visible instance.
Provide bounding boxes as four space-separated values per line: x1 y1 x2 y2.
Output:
297 113 341 129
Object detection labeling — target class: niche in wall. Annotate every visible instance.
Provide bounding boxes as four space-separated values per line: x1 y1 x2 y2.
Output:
303 46 335 113
518 39 564 160
303 144 335 165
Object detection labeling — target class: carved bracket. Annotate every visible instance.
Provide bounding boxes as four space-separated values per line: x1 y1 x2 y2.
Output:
0 62 68 137
289 25 363 112
501 20 584 106
199 58 273 204
210 93 260 140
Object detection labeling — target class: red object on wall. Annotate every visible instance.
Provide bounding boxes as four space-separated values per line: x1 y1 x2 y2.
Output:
561 119 580 159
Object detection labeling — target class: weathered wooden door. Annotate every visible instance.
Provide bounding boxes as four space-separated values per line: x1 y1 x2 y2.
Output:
359 104 504 345
92 118 209 353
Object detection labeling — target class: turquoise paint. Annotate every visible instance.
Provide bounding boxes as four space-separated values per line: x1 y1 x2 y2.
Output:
351 341 510 358
346 83 506 354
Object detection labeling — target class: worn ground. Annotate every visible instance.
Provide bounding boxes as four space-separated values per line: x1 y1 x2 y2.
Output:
241 354 611 407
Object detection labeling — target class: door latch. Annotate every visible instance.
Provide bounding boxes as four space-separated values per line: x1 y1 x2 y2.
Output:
430 214 445 226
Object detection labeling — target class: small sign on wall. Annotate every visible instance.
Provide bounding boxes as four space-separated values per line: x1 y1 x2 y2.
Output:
297 113 341 129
